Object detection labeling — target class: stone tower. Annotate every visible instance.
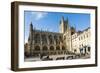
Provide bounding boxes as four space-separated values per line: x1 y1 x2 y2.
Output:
59 16 65 33
64 18 72 52
28 22 33 55
59 17 72 52
59 16 69 33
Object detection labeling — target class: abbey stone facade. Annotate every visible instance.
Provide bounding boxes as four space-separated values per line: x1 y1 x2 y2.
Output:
24 16 91 59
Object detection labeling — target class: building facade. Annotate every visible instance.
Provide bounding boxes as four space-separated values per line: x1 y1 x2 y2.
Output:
72 28 91 54
25 16 91 58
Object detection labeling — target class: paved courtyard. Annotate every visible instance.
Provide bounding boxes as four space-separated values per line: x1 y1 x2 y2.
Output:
24 54 90 62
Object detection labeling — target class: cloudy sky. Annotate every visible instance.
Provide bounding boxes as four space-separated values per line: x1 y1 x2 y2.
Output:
24 11 90 43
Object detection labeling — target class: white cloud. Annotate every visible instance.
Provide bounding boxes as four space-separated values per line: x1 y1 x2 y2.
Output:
31 12 48 20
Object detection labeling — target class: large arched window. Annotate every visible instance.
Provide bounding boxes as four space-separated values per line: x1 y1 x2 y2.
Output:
42 46 48 51
48 35 53 44
50 46 54 51
54 35 57 44
41 34 47 44
34 46 40 51
56 46 60 50
34 34 40 44
62 46 66 50
59 36 63 43
54 35 60 44
54 35 57 40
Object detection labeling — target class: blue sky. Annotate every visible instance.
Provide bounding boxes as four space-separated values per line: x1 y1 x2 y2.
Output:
24 11 90 43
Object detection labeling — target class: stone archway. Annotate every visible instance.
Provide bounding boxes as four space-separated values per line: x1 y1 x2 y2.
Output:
62 46 66 50
34 46 40 51
56 46 60 50
33 46 40 57
50 46 54 51
42 46 48 51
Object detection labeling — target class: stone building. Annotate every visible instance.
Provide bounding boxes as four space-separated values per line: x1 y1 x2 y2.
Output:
25 16 91 58
72 28 91 54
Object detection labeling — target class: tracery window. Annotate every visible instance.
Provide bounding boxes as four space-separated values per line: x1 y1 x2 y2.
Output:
41 34 47 44
34 34 40 44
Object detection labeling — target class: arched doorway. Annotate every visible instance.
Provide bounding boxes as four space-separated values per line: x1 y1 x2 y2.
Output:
50 46 54 51
56 46 60 54
42 46 48 51
34 46 40 57
34 46 40 51
49 46 55 55
56 46 60 50
42 46 48 56
62 46 66 50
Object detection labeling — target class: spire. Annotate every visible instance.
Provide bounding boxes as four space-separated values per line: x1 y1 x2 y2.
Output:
61 16 64 21
64 17 70 32
66 17 69 27
30 22 33 28
28 22 33 43
30 22 33 31
59 16 65 33
66 17 69 24
59 16 64 25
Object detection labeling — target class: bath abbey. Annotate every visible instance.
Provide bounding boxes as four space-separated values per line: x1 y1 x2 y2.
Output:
24 16 91 61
